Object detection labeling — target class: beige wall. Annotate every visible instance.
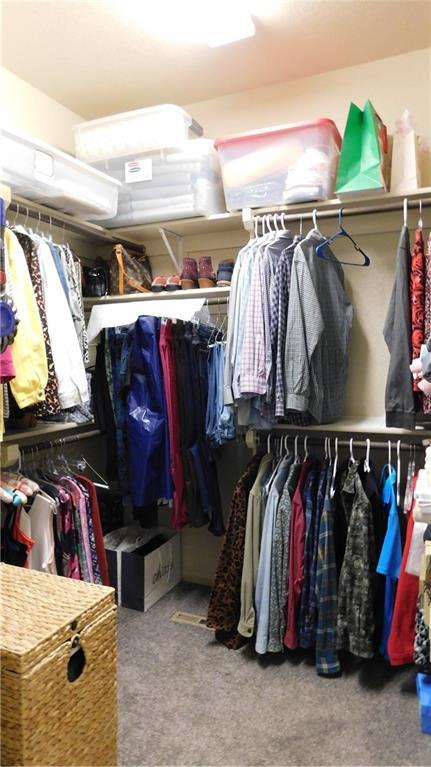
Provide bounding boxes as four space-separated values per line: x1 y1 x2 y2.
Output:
1 67 83 153
184 47 431 185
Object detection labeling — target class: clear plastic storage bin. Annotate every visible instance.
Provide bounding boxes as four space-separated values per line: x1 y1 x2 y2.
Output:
74 104 203 163
215 119 342 210
1 128 121 220
95 139 226 227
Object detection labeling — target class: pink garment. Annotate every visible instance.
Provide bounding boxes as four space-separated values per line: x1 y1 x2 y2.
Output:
0 346 16 383
423 233 431 412
159 320 188 529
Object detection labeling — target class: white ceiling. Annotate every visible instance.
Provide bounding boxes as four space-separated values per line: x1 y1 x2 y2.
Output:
1 0 431 120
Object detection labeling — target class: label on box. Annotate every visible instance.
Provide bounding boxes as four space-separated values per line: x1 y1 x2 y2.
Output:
125 158 152 183
34 150 54 178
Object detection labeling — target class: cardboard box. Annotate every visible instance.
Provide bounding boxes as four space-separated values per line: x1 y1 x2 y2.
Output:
105 528 181 611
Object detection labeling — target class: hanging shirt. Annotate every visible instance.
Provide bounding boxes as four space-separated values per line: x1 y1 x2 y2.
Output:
315 468 340 675
255 456 292 655
377 464 403 658
300 461 328 648
284 458 313 649
337 460 376 659
284 229 353 423
238 453 273 638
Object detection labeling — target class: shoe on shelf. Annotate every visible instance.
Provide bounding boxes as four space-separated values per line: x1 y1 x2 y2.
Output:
166 275 182 292
216 259 235 287
198 256 216 289
151 275 168 292
180 257 199 290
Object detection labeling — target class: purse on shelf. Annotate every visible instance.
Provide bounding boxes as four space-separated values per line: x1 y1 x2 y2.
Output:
82 264 108 298
109 243 152 295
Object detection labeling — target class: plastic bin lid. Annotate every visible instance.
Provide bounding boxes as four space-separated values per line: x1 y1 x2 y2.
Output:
73 103 203 138
214 118 341 149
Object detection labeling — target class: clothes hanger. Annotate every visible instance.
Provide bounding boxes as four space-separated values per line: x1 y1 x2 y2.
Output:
327 437 332 464
396 440 401 508
330 437 339 498
418 200 423 230
388 440 392 467
294 435 300 464
364 438 371 473
324 437 328 462
304 435 309 460
403 197 408 229
315 208 370 266
349 437 355 465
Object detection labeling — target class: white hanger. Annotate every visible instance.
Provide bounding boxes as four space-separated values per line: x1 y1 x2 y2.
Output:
299 214 303 237
330 437 339 498
312 208 318 230
418 200 423 230
349 437 355 465
324 437 328 461
388 440 392 466
396 440 401 508
327 437 332 463
304 435 309 459
266 433 272 455
403 198 408 228
294 435 300 463
364 438 371 473
284 435 290 455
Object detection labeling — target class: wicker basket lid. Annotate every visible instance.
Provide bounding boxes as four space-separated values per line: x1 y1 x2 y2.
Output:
0 564 114 673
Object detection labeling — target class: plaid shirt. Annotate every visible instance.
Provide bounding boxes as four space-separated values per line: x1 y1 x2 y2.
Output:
315 469 340 675
299 463 328 648
269 240 295 415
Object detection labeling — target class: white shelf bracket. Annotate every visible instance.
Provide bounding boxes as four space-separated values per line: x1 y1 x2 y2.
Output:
159 227 184 274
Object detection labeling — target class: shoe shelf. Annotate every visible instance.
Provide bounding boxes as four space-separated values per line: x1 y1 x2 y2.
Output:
83 285 230 308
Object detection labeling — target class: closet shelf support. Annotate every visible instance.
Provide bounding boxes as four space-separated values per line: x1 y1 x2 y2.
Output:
159 227 184 273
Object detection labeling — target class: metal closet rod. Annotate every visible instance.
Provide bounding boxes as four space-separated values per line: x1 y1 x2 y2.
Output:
8 196 142 251
257 434 424 452
250 197 431 226
19 429 101 454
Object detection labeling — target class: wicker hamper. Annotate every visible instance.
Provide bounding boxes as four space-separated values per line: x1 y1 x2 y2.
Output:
0 564 117 766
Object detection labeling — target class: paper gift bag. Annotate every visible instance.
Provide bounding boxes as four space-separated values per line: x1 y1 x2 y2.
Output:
336 100 388 197
390 109 422 194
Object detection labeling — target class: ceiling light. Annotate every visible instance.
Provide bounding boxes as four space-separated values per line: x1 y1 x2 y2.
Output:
119 0 256 47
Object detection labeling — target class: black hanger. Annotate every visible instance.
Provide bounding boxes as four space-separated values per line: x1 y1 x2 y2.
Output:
315 208 370 267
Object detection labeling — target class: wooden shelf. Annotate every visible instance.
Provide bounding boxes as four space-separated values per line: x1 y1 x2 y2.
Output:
3 421 98 446
251 416 431 438
83 285 230 308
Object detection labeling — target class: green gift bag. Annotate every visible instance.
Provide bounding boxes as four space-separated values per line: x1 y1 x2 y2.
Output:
336 100 388 197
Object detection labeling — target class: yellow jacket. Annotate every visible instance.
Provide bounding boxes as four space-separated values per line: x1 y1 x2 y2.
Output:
5 228 48 408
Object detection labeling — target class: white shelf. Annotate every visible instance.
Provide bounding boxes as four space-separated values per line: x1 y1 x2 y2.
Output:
3 421 98 446
109 187 431 242
83 285 230 308
252 416 431 438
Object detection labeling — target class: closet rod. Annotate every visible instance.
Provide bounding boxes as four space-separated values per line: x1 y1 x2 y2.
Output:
8 195 143 251
249 197 431 226
256 435 424 452
19 429 102 454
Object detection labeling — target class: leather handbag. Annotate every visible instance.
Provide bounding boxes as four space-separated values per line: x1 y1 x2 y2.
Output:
110 243 152 295
82 265 108 297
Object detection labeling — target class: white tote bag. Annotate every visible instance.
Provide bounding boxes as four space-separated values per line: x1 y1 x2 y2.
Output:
390 109 422 194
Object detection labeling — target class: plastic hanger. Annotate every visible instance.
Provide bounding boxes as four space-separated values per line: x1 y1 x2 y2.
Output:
418 200 423 230
330 437 339 498
388 440 392 467
364 438 371 473
294 435 300 464
315 208 370 266
396 440 401 508
349 437 355 465
304 435 309 460
403 197 408 228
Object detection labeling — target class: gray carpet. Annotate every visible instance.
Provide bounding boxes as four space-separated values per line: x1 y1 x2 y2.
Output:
118 583 430 767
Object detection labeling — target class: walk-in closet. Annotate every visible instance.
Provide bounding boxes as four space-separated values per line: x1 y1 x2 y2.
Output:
1 2 431 766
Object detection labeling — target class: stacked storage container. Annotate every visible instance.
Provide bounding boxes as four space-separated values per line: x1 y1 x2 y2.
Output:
73 104 226 226
0 127 121 220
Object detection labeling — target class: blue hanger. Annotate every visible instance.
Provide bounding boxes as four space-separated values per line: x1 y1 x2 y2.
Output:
315 208 370 266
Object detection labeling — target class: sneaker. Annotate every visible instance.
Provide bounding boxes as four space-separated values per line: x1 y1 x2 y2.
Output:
151 275 167 293
216 259 235 287
180 258 199 290
198 256 216 289
165 275 181 291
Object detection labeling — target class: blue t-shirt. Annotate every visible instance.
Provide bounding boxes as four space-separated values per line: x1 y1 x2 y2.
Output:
377 464 402 657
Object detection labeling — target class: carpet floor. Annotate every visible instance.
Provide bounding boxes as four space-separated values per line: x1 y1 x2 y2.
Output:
118 583 429 767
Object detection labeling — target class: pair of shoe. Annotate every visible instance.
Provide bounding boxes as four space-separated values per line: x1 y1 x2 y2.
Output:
151 275 181 293
181 257 235 289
